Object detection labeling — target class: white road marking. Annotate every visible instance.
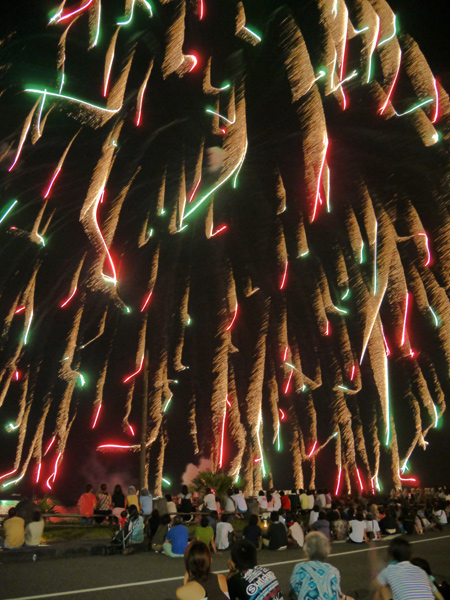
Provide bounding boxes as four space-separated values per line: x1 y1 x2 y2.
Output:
5 534 450 600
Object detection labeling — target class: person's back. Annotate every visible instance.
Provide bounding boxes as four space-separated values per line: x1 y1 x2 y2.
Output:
4 508 25 549
264 512 288 550
176 540 228 600
312 515 331 540
289 490 300 511
140 489 153 516
164 518 189 556
195 516 215 547
375 537 434 600
227 539 284 600
215 516 234 550
152 513 171 551
24 510 44 547
126 486 139 510
243 513 262 548
300 491 309 511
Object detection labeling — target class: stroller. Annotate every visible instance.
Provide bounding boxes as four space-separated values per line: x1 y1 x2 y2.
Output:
110 508 145 554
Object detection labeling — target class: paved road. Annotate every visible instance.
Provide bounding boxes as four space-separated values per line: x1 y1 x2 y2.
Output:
1 532 450 600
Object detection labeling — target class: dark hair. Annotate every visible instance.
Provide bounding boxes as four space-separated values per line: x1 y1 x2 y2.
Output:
270 511 279 522
32 510 41 522
355 512 364 522
258 490 265 497
151 508 160 518
231 539 257 570
221 514 228 523
128 504 139 520
291 489 297 494
121 510 128 518
165 493 172 502
205 488 212 495
279 491 285 497
114 484 123 495
173 515 183 525
388 537 412 562
8 507 17 517
299 489 304 494
185 540 211 583
318 511 326 520
249 514 259 527
86 484 93 492
313 505 320 512
227 488 234 497
181 485 188 495
267 491 273 503
200 516 209 527
411 557 432 576
161 513 172 525
233 487 240 494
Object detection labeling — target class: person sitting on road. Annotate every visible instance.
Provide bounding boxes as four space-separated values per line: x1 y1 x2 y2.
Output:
77 484 97 525
194 516 220 554
243 513 262 549
24 510 44 547
227 539 284 600
176 540 228 600
163 515 189 557
348 511 368 544
309 505 320 528
215 514 235 551
2 507 25 549
372 537 435 600
262 511 288 551
286 513 304 548
151 513 171 552
312 511 331 541
126 486 140 511
290 531 355 600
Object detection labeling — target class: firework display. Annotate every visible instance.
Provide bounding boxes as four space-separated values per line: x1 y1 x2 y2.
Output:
0 0 449 495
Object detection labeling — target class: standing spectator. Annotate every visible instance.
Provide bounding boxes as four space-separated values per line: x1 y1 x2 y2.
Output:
224 489 236 515
151 513 171 552
290 532 354 600
25 510 44 547
272 489 282 512
2 507 25 549
165 493 177 515
163 515 189 557
140 488 153 521
195 516 220 554
348 512 368 543
178 485 194 520
312 511 331 541
78 484 97 525
373 537 434 600
111 484 127 523
215 514 235 551
227 539 284 600
243 514 262 549
262 511 288 550
286 514 304 548
232 488 248 517
280 491 291 511
95 483 112 523
203 488 217 513
176 540 228 600
126 486 140 510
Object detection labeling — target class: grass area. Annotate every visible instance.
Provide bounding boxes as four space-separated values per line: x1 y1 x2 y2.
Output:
42 526 115 542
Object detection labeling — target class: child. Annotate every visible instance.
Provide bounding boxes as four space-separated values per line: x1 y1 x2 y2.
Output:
119 510 128 529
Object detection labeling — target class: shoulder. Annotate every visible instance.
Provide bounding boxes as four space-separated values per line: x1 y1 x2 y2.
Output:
176 581 206 600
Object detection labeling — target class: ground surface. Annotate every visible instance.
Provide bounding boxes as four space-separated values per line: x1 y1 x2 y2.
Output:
1 532 449 600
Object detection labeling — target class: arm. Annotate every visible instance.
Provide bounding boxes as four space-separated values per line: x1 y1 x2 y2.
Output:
210 536 220 555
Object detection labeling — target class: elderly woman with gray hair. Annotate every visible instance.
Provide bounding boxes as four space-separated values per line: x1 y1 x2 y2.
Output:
290 532 354 600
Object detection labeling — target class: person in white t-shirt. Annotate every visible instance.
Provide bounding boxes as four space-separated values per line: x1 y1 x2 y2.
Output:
232 488 248 516
24 510 45 547
215 514 235 550
257 490 268 512
434 506 448 525
309 505 320 528
316 489 326 510
271 489 282 512
348 512 368 543
224 489 236 514
287 514 304 547
203 488 217 512
365 513 381 540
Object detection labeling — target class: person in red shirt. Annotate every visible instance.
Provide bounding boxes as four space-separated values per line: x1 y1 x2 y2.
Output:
78 484 97 525
280 490 291 511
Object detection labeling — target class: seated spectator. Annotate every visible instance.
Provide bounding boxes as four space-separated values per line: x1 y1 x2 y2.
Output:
203 488 217 513
365 512 381 540
324 488 332 509
140 488 153 521
163 515 189 557
176 540 228 600
146 508 160 541
111 484 126 523
215 514 235 551
307 490 315 511
373 537 435 600
232 488 248 517
77 484 97 525
290 532 354 600
126 504 144 544
434 505 448 527
119 510 128 529
317 489 326 510
266 491 274 512
286 514 304 548
300 489 309 513
312 511 331 540
126 486 140 510
243 514 262 549
289 489 300 512
195 516 219 554
224 489 236 515
3 507 25 549
309 505 320 528
207 510 219 536
348 512 367 543
227 539 284 600
411 557 445 600
262 511 288 551
379 508 398 535
280 491 291 511
165 493 177 515
25 510 44 547
151 513 171 552
272 489 282 512
327 504 346 541
257 490 268 513
95 483 112 523
178 485 194 521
